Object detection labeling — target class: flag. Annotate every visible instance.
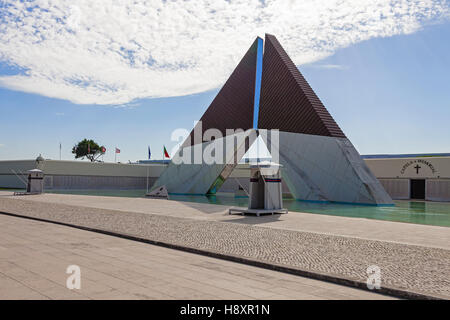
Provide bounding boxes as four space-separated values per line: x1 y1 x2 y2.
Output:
101 146 106 153
163 146 170 158
87 143 90 154
115 147 120 154
148 146 151 160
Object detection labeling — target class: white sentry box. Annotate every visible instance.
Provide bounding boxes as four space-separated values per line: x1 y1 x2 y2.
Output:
27 169 44 194
230 161 287 216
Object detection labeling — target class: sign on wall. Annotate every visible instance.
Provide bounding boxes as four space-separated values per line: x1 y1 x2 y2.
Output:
400 159 438 177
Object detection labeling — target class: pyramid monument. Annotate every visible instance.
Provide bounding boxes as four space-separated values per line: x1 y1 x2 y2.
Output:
152 34 393 205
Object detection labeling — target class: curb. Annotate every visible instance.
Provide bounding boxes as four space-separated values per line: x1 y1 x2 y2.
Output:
0 211 443 300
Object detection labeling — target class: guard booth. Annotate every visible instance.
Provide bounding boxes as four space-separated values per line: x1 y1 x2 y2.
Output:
229 162 287 216
27 169 44 194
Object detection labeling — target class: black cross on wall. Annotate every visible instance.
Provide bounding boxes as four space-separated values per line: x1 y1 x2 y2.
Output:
414 164 421 174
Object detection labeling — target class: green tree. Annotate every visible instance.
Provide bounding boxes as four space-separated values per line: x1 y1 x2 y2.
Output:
72 139 105 162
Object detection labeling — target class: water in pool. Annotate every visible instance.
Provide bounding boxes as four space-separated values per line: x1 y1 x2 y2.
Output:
42 189 450 227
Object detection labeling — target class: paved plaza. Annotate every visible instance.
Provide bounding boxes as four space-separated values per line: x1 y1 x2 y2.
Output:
0 214 390 300
11 192 448 249
0 192 449 299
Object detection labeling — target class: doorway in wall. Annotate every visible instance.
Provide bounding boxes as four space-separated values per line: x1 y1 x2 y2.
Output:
410 179 425 200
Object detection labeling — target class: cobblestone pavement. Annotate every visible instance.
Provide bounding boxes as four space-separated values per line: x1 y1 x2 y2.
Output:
1 197 449 299
0 214 391 300
11 192 449 250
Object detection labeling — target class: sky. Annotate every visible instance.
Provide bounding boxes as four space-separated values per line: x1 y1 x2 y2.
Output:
0 0 449 162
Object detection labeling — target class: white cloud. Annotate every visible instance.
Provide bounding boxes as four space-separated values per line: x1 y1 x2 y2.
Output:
306 64 349 70
0 0 448 105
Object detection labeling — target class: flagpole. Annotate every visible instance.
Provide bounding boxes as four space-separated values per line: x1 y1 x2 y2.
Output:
115 147 116 163
59 142 61 160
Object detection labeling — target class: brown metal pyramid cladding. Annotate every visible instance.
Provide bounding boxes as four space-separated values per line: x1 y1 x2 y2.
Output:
258 34 346 138
183 38 259 147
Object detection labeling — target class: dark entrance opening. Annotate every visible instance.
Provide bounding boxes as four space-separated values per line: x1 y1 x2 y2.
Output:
410 179 425 200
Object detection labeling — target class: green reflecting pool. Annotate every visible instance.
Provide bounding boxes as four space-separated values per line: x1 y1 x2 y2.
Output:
44 189 450 227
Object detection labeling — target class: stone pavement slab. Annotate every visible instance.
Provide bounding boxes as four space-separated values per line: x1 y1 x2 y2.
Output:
0 214 391 300
0 195 448 299
1 192 447 249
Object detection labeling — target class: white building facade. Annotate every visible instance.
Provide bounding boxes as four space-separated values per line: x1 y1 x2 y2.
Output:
365 154 450 202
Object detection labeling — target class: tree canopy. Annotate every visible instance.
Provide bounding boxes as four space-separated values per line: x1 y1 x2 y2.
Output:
72 139 105 162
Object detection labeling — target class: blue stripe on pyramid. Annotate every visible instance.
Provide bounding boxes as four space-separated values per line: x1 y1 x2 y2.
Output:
253 37 264 129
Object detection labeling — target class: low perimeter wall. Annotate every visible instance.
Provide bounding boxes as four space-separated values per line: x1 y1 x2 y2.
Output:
0 159 164 190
